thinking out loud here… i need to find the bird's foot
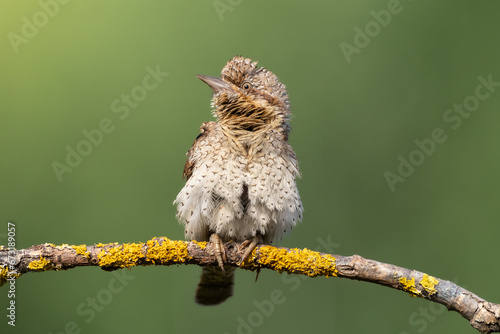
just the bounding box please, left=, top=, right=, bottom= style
left=209, top=233, right=227, bottom=275
left=238, top=234, right=263, bottom=265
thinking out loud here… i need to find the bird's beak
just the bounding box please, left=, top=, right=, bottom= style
left=197, top=75, right=232, bottom=93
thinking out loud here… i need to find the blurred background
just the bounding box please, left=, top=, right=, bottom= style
left=1, top=1, right=500, bottom=333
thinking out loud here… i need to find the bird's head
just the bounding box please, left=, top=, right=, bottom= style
left=197, top=56, right=290, bottom=137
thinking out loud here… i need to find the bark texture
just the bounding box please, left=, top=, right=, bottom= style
left=0, top=237, right=498, bottom=333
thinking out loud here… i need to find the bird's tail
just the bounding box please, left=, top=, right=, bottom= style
left=195, top=266, right=236, bottom=305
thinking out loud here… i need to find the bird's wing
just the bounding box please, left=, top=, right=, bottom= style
left=183, top=121, right=216, bottom=180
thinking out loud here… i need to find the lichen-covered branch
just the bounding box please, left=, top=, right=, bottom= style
left=0, top=237, right=498, bottom=333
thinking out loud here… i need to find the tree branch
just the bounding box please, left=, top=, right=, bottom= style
left=0, top=237, right=498, bottom=333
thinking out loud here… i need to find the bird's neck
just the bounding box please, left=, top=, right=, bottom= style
left=217, top=106, right=285, bottom=139
left=213, top=94, right=290, bottom=152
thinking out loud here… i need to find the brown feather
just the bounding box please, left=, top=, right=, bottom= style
left=183, top=122, right=216, bottom=180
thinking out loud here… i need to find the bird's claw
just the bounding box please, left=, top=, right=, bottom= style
left=238, top=234, right=263, bottom=265
left=209, top=233, right=226, bottom=275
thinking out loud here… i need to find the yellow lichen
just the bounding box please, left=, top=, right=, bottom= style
left=0, top=266, right=8, bottom=286
left=256, top=246, right=337, bottom=277
left=28, top=256, right=54, bottom=271
left=71, top=245, right=91, bottom=259
left=420, top=274, right=439, bottom=296
left=399, top=276, right=421, bottom=297
left=0, top=268, right=20, bottom=287
left=55, top=243, right=71, bottom=250
left=98, top=243, right=144, bottom=268
left=192, top=240, right=207, bottom=250
left=8, top=272, right=20, bottom=279
left=146, top=238, right=190, bottom=264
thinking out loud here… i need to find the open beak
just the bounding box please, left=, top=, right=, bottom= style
left=197, top=75, right=232, bottom=93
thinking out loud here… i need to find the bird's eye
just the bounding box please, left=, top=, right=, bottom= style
left=241, top=81, right=252, bottom=91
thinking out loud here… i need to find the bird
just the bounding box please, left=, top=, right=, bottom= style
left=174, top=56, right=303, bottom=305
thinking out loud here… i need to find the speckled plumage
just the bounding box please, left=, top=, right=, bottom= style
left=174, top=56, right=303, bottom=305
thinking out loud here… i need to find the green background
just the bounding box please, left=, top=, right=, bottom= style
left=1, top=1, right=500, bottom=333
